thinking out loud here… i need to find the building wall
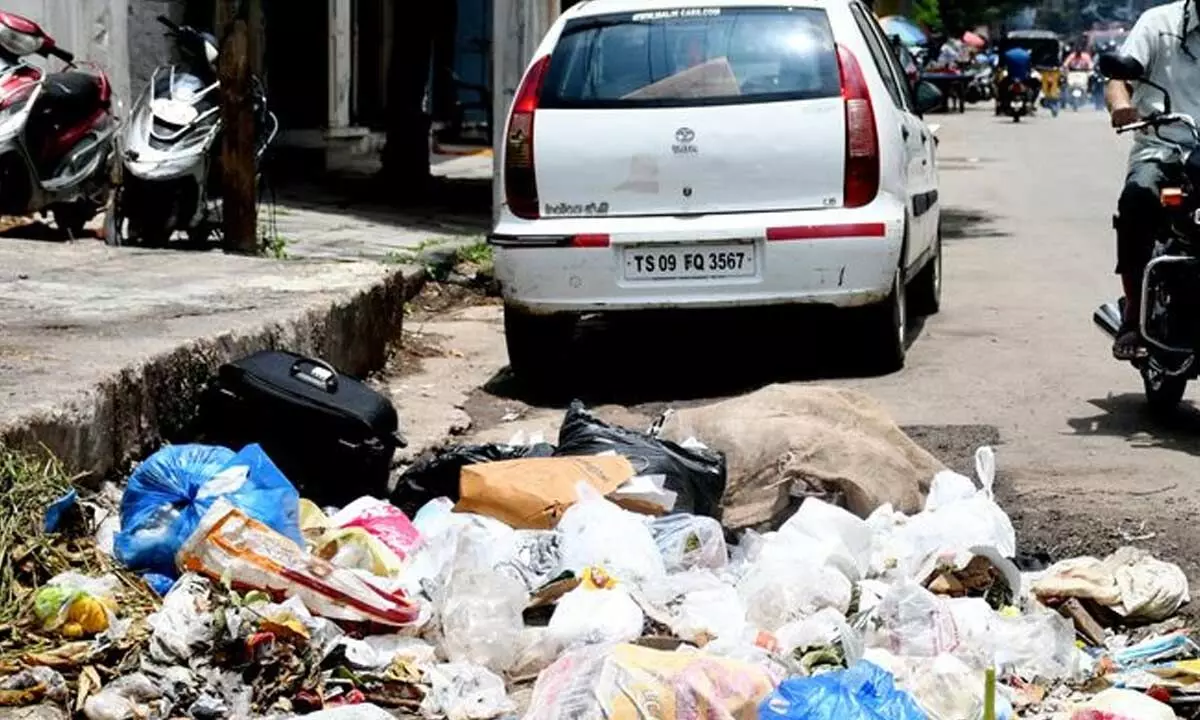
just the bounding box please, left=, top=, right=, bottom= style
left=3, top=0, right=132, bottom=105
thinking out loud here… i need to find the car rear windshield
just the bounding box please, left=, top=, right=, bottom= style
left=540, top=6, right=841, bottom=109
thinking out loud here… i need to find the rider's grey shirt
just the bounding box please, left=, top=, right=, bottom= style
left=1122, top=0, right=1200, bottom=170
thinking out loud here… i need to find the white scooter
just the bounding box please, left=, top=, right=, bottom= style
left=1066, top=70, right=1089, bottom=111
left=105, top=15, right=277, bottom=247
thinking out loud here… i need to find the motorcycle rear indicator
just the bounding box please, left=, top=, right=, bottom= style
left=1161, top=188, right=1185, bottom=208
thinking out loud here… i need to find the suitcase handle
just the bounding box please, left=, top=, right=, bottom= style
left=290, top=356, right=340, bottom=393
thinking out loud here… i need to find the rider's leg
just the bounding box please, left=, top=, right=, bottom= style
left=1115, top=160, right=1167, bottom=360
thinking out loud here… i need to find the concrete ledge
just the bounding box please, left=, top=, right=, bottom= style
left=0, top=239, right=434, bottom=480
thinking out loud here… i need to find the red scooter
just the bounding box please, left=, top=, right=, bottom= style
left=0, top=11, right=118, bottom=237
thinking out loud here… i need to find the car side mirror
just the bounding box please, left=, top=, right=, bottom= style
left=1098, top=53, right=1144, bottom=81
left=915, top=80, right=943, bottom=115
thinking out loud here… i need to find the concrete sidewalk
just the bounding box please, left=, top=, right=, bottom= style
left=0, top=160, right=491, bottom=479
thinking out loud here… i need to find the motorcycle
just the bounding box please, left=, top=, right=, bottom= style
left=1093, top=53, right=1200, bottom=412
left=1000, top=75, right=1035, bottom=121
left=964, top=66, right=994, bottom=104
left=0, top=11, right=117, bottom=237
left=1066, top=69, right=1090, bottom=111
left=106, top=15, right=278, bottom=247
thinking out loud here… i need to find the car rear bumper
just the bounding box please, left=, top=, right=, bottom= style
left=491, top=203, right=906, bottom=315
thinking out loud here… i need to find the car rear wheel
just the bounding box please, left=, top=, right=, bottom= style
left=909, top=228, right=942, bottom=316
left=503, top=304, right=576, bottom=386
left=860, top=268, right=907, bottom=374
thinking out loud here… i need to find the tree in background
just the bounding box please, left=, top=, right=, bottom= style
left=913, top=0, right=943, bottom=33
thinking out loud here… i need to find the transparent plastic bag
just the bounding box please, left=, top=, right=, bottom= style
left=648, top=513, right=729, bottom=572
left=33, top=572, right=122, bottom=639
left=737, top=545, right=853, bottom=632
left=419, top=662, right=516, bottom=720
left=994, top=609, right=1081, bottom=681
left=868, top=582, right=961, bottom=658
left=438, top=530, right=528, bottom=673
left=558, top=482, right=666, bottom=588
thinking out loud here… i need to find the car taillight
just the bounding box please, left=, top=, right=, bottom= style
left=837, top=45, right=879, bottom=209
left=504, top=55, right=551, bottom=220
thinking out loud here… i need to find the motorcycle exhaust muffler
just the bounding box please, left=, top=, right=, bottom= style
left=1093, top=302, right=1122, bottom=339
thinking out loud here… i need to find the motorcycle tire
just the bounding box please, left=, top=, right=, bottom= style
left=102, top=192, right=125, bottom=247
left=1142, top=363, right=1188, bottom=415
left=54, top=200, right=98, bottom=241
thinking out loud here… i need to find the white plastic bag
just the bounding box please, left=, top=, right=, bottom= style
left=776, top=498, right=873, bottom=581
left=548, top=584, right=644, bottom=649
left=558, top=483, right=666, bottom=587
left=882, top=447, right=1016, bottom=578
left=643, top=570, right=748, bottom=643
left=774, top=606, right=864, bottom=669
left=1072, top=688, right=1174, bottom=720
left=648, top=513, right=729, bottom=572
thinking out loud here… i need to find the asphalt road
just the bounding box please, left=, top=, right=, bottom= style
left=392, top=104, right=1200, bottom=583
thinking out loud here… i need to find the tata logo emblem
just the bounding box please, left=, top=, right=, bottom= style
left=683, top=186, right=693, bottom=198
left=672, top=127, right=698, bottom=155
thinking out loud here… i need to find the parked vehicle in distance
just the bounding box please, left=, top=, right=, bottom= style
left=0, top=11, right=118, bottom=237
left=106, top=15, right=278, bottom=247
left=490, top=0, right=944, bottom=379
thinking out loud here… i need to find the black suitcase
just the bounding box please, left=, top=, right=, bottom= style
left=200, top=350, right=405, bottom=506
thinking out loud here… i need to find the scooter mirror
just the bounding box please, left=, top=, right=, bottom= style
left=1098, top=53, right=1145, bottom=81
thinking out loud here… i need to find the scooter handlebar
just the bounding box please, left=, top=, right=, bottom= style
left=156, top=15, right=181, bottom=33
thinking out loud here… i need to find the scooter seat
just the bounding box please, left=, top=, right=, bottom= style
left=38, top=71, right=105, bottom=125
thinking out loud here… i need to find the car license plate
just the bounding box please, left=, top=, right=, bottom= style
left=623, top=243, right=755, bottom=281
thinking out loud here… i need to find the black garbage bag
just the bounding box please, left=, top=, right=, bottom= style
left=554, top=401, right=726, bottom=519
left=391, top=441, right=556, bottom=515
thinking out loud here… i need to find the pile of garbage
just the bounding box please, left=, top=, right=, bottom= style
left=1, top=384, right=1197, bottom=720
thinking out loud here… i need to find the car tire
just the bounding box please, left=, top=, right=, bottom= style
left=861, top=268, right=907, bottom=374
left=503, top=303, right=575, bottom=386
left=909, top=227, right=942, bottom=316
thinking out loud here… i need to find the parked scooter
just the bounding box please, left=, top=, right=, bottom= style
left=106, top=15, right=278, bottom=247
left=0, top=11, right=118, bottom=237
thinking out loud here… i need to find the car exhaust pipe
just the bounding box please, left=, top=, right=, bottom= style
left=1094, top=302, right=1122, bottom=339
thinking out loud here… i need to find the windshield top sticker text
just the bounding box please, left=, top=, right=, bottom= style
left=631, top=8, right=721, bottom=21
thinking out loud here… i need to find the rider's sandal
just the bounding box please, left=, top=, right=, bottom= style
left=1113, top=328, right=1149, bottom=361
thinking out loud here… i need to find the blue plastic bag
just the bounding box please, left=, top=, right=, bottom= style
left=759, top=661, right=927, bottom=720
left=115, top=444, right=302, bottom=577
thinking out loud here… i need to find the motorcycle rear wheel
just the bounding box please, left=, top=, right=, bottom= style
left=1141, top=363, right=1188, bottom=415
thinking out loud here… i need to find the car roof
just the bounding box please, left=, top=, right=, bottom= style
left=567, top=0, right=828, bottom=17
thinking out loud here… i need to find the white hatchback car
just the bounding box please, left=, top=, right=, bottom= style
left=491, top=0, right=943, bottom=377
